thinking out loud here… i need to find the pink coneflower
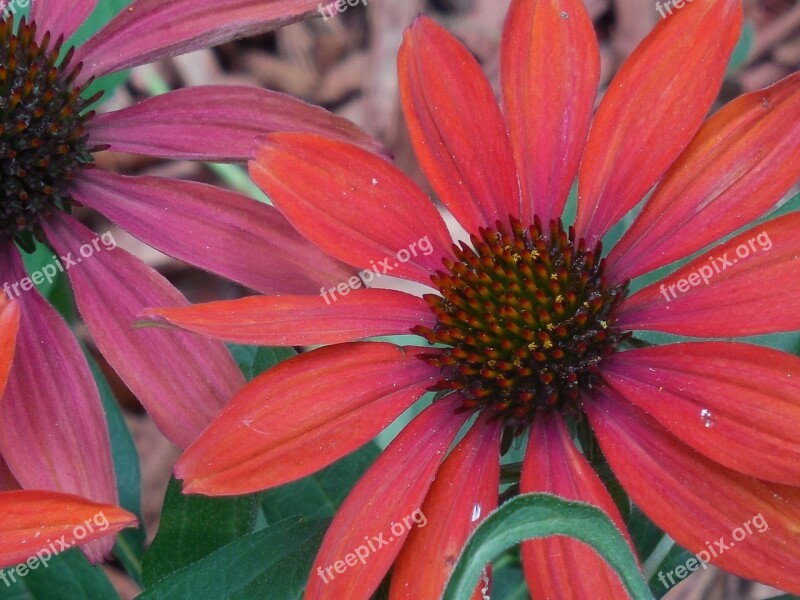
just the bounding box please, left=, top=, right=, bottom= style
left=0, top=295, right=135, bottom=563
left=148, top=0, right=800, bottom=597
left=0, top=0, right=374, bottom=561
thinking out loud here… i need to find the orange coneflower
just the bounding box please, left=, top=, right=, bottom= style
left=149, top=0, right=800, bottom=597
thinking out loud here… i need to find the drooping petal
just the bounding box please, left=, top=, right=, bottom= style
left=0, top=295, right=20, bottom=395
left=73, top=0, right=331, bottom=85
left=616, top=212, right=800, bottom=337
left=500, top=0, right=599, bottom=225
left=250, top=133, right=454, bottom=287
left=587, top=388, right=800, bottom=595
left=603, top=342, right=800, bottom=486
left=398, top=16, right=521, bottom=232
left=0, top=490, right=136, bottom=568
left=305, top=396, right=469, bottom=600
left=143, top=289, right=434, bottom=346
left=43, top=213, right=244, bottom=449
left=521, top=413, right=633, bottom=600
left=390, top=414, right=501, bottom=600
left=69, top=168, right=354, bottom=295
left=177, top=342, right=440, bottom=496
left=0, top=243, right=117, bottom=563
left=31, top=0, right=97, bottom=43
left=86, top=85, right=386, bottom=161
left=575, top=0, right=743, bottom=245
left=608, top=72, right=800, bottom=281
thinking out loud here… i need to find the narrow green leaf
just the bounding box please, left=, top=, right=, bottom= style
left=727, top=22, right=755, bottom=73
left=69, top=0, right=133, bottom=101
left=86, top=353, right=146, bottom=585
left=141, top=479, right=261, bottom=587
left=138, top=518, right=329, bottom=600
left=228, top=344, right=296, bottom=381
left=262, top=443, right=380, bottom=522
left=0, top=549, right=119, bottom=600
left=443, top=493, right=654, bottom=600
left=19, top=241, right=75, bottom=320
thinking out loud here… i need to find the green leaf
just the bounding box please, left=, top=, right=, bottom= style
left=648, top=545, right=695, bottom=598
left=19, top=241, right=75, bottom=320
left=85, top=353, right=146, bottom=585
left=442, top=493, right=654, bottom=600
left=138, top=518, right=329, bottom=600
left=68, top=0, right=133, bottom=101
left=141, top=479, right=261, bottom=588
left=727, top=22, right=755, bottom=73
left=0, top=549, right=119, bottom=600
left=228, top=344, right=296, bottom=381
left=262, top=443, right=380, bottom=522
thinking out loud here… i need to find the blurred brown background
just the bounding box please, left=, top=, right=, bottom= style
left=85, top=1, right=799, bottom=597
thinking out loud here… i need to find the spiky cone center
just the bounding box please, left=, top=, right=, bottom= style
left=0, top=16, right=96, bottom=250
left=413, top=217, right=629, bottom=427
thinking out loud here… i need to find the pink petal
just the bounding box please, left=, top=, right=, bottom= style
left=616, top=212, right=800, bottom=337
left=390, top=413, right=501, bottom=600
left=521, top=413, right=633, bottom=600
left=177, top=342, right=440, bottom=495
left=398, top=16, right=521, bottom=232
left=31, top=0, right=96, bottom=42
left=87, top=85, right=386, bottom=161
left=587, top=388, right=800, bottom=594
left=69, top=169, right=354, bottom=295
left=42, top=213, right=245, bottom=449
left=143, top=288, right=434, bottom=346
left=304, top=396, right=469, bottom=600
left=249, top=133, right=454, bottom=287
left=73, top=0, right=330, bottom=85
left=575, top=0, right=743, bottom=245
left=500, top=0, right=599, bottom=225
left=0, top=243, right=117, bottom=562
left=604, top=342, right=800, bottom=486
left=608, top=72, right=800, bottom=281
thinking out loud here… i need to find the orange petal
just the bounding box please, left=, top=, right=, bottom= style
left=587, top=388, right=800, bottom=595
left=390, top=414, right=501, bottom=599
left=399, top=16, right=521, bottom=232
left=304, top=396, right=470, bottom=600
left=177, top=342, right=438, bottom=495
left=0, top=295, right=20, bottom=397
left=501, top=0, right=599, bottom=225
left=617, top=212, right=800, bottom=337
left=521, top=413, right=634, bottom=599
left=604, top=342, right=800, bottom=486
left=143, top=289, right=433, bottom=346
left=0, top=490, right=136, bottom=568
left=575, top=0, right=743, bottom=245
left=249, top=133, right=453, bottom=287
left=608, top=72, right=800, bottom=281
